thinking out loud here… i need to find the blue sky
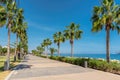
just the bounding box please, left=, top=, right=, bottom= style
left=0, top=0, right=120, bottom=54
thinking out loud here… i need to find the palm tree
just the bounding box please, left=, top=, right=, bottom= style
left=91, top=0, right=120, bottom=63
left=22, top=39, right=28, bottom=55
left=64, top=23, right=83, bottom=57
left=53, top=32, right=65, bottom=56
left=41, top=43, right=45, bottom=49
left=0, top=45, right=2, bottom=56
left=21, top=36, right=28, bottom=57
left=36, top=46, right=45, bottom=55
left=32, top=50, right=39, bottom=56
left=19, top=22, right=28, bottom=58
left=12, top=21, right=28, bottom=60
left=17, top=42, right=22, bottom=59
left=2, top=0, right=17, bottom=70
left=42, top=38, right=52, bottom=58
left=11, top=8, right=24, bottom=61
left=49, top=48, right=57, bottom=57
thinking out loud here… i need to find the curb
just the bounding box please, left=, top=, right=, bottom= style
left=5, top=55, right=28, bottom=80
left=4, top=70, right=16, bottom=80
left=4, top=60, right=23, bottom=80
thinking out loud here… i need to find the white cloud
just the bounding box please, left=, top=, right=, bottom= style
left=28, top=21, right=56, bottom=32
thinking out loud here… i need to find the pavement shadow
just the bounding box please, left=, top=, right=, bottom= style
left=13, top=64, right=32, bottom=70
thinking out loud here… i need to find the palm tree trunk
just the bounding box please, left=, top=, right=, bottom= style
left=106, top=26, right=110, bottom=63
left=51, top=52, right=53, bottom=57
left=58, top=43, right=60, bottom=56
left=14, top=34, right=18, bottom=62
left=70, top=40, right=74, bottom=57
left=46, top=46, right=48, bottom=58
left=20, top=48, right=23, bottom=59
left=5, top=24, right=11, bottom=70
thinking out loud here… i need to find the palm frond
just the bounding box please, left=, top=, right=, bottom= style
left=64, top=22, right=83, bottom=40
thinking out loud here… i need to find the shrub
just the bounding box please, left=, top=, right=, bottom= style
left=40, top=55, right=47, bottom=58
left=111, top=62, right=120, bottom=72
left=40, top=55, right=120, bottom=75
left=58, top=57, right=65, bottom=61
left=50, top=56, right=59, bottom=60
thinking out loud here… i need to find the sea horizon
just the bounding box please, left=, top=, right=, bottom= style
left=52, top=53, right=120, bottom=60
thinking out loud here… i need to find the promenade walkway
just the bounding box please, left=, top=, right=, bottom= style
left=7, top=54, right=120, bottom=80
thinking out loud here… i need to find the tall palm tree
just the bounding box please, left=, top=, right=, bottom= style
left=42, top=38, right=52, bottom=58
left=11, top=8, right=24, bottom=61
left=64, top=23, right=83, bottom=57
left=0, top=45, right=2, bottom=56
left=17, top=41, right=22, bottom=59
left=3, top=0, right=17, bottom=70
left=49, top=48, right=57, bottom=57
left=17, top=32, right=28, bottom=59
left=53, top=32, right=65, bottom=56
left=91, top=0, right=120, bottom=63
left=41, top=43, right=45, bottom=49
left=37, top=46, right=45, bottom=55
left=32, top=50, right=39, bottom=56
left=20, top=35, right=28, bottom=57
left=22, top=38, right=28, bottom=55
left=19, top=22, right=28, bottom=58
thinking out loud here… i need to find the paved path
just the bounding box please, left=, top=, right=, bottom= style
left=8, top=54, right=120, bottom=80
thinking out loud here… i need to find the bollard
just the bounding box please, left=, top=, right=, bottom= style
left=4, top=61, right=7, bottom=70
left=84, top=61, right=88, bottom=68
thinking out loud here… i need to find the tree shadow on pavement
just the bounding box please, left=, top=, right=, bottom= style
left=12, top=64, right=32, bottom=70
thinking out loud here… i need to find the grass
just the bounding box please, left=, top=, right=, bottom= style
left=0, top=56, right=21, bottom=80
left=0, top=71, right=10, bottom=80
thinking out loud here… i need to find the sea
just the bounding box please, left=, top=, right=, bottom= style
left=53, top=53, right=120, bottom=60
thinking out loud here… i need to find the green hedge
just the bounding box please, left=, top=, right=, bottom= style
left=48, top=56, right=120, bottom=74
